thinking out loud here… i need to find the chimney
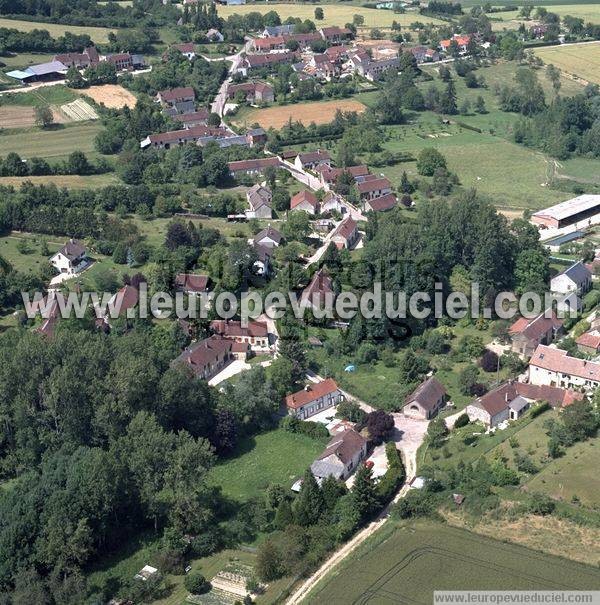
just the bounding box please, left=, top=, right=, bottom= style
left=304, top=385, right=311, bottom=392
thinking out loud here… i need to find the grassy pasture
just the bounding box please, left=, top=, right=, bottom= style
left=0, top=174, right=119, bottom=189
left=0, top=233, right=61, bottom=273
left=233, top=98, right=367, bottom=130
left=0, top=17, right=115, bottom=43
left=0, top=84, right=80, bottom=106
left=526, top=438, right=600, bottom=506
left=216, top=3, right=444, bottom=28
left=207, top=428, right=327, bottom=501
left=534, top=41, right=600, bottom=85
left=307, top=521, right=600, bottom=603
left=0, top=121, right=103, bottom=159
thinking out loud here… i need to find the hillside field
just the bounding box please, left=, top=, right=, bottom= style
left=0, top=122, right=103, bottom=159
left=0, top=17, right=115, bottom=43
left=216, top=3, right=444, bottom=28
left=233, top=98, right=367, bottom=129
left=535, top=42, right=600, bottom=85
left=307, top=521, right=600, bottom=604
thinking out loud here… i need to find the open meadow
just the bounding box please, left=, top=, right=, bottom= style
left=216, top=3, right=444, bottom=29
left=0, top=122, right=103, bottom=159
left=307, top=521, right=600, bottom=604
left=0, top=233, right=61, bottom=273
left=0, top=173, right=119, bottom=189
left=0, top=17, right=115, bottom=43
left=534, top=41, right=600, bottom=85
left=233, top=98, right=367, bottom=129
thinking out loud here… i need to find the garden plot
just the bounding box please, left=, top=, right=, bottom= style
left=60, top=99, right=98, bottom=121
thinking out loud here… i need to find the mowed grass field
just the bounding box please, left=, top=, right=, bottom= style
left=307, top=521, right=600, bottom=604
left=0, top=17, right=115, bottom=43
left=0, top=122, right=103, bottom=159
left=216, top=3, right=444, bottom=28
left=535, top=41, right=600, bottom=85
left=208, top=428, right=327, bottom=501
left=233, top=98, right=367, bottom=129
left=0, top=233, right=61, bottom=273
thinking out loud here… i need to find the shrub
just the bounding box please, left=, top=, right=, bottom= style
left=525, top=493, right=556, bottom=516
left=281, top=416, right=329, bottom=439
left=376, top=442, right=406, bottom=502
left=454, top=413, right=470, bottom=429
left=479, top=350, right=499, bottom=372
left=530, top=401, right=551, bottom=418
left=184, top=572, right=211, bottom=595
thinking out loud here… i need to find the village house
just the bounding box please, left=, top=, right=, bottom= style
left=295, top=150, right=331, bottom=171
left=210, top=319, right=270, bottom=349
left=173, top=109, right=210, bottom=128
left=262, top=24, right=295, bottom=37
left=307, top=53, right=338, bottom=79
left=206, top=28, right=224, bottom=42
left=228, top=157, right=281, bottom=176
left=576, top=330, right=600, bottom=355
left=284, top=32, right=322, bottom=48
left=252, top=36, right=286, bottom=52
left=467, top=380, right=583, bottom=428
left=364, top=192, right=398, bottom=213
left=253, top=241, right=273, bottom=277
left=54, top=46, right=100, bottom=68
left=253, top=225, right=283, bottom=248
left=285, top=378, right=344, bottom=420
left=403, top=377, right=447, bottom=420
left=407, top=45, right=440, bottom=63
left=331, top=216, right=359, bottom=250
left=164, top=42, right=197, bottom=61
left=439, top=34, right=472, bottom=54
left=290, top=189, right=319, bottom=214
left=156, top=86, right=196, bottom=114
left=311, top=428, right=367, bottom=481
left=508, top=311, right=564, bottom=358
left=301, top=268, right=335, bottom=310
left=140, top=125, right=229, bottom=149
left=357, top=176, right=393, bottom=201
left=227, top=81, right=275, bottom=104
left=174, top=273, right=210, bottom=295
left=50, top=239, right=88, bottom=276
left=319, top=26, right=353, bottom=44
left=106, top=53, right=144, bottom=71
left=320, top=191, right=347, bottom=214
left=529, top=344, right=600, bottom=391
left=32, top=292, right=66, bottom=338
left=317, top=164, right=370, bottom=188
left=550, top=261, right=592, bottom=313
left=105, top=284, right=139, bottom=319
left=246, top=183, right=273, bottom=219
left=173, top=334, right=234, bottom=380
left=241, top=51, right=296, bottom=74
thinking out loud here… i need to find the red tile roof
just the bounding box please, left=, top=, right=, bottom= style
left=175, top=273, right=210, bottom=293
left=333, top=216, right=357, bottom=242
left=210, top=319, right=268, bottom=339
left=285, top=378, right=340, bottom=409
left=357, top=177, right=392, bottom=194
left=509, top=312, right=563, bottom=341
left=290, top=189, right=318, bottom=210
left=576, top=331, right=600, bottom=351
left=178, top=335, right=232, bottom=374
left=530, top=344, right=600, bottom=382
left=366, top=192, right=398, bottom=212
left=158, top=86, right=195, bottom=102
left=228, top=157, right=281, bottom=172
left=298, top=149, right=330, bottom=165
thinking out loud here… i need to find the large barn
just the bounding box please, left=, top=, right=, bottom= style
left=531, top=195, right=600, bottom=229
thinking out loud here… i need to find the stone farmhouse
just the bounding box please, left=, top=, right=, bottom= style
left=210, top=319, right=270, bottom=350
left=403, top=377, right=447, bottom=420
left=311, top=428, right=367, bottom=481
left=508, top=311, right=563, bottom=358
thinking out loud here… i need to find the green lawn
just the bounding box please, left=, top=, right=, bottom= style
left=208, top=428, right=327, bottom=501
left=307, top=520, right=600, bottom=603
left=0, top=122, right=103, bottom=159
left=0, top=52, right=55, bottom=70
left=0, top=233, right=61, bottom=273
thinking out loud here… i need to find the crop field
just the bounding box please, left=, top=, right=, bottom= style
left=0, top=105, right=68, bottom=128
left=216, top=3, right=444, bottom=28
left=80, top=84, right=138, bottom=109
left=307, top=521, right=600, bottom=604
left=0, top=122, right=103, bottom=159
left=0, top=17, right=115, bottom=43
left=0, top=84, right=80, bottom=107
left=534, top=42, right=600, bottom=85
left=234, top=98, right=367, bottom=129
